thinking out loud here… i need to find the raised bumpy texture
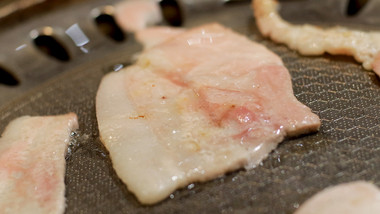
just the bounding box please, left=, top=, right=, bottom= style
left=0, top=3, right=378, bottom=214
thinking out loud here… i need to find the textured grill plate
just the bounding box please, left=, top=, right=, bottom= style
left=0, top=1, right=379, bottom=214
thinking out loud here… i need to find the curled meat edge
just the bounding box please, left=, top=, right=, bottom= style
left=252, top=0, right=380, bottom=77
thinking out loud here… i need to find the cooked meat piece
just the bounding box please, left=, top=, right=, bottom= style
left=252, top=0, right=380, bottom=76
left=96, top=23, right=320, bottom=204
left=0, top=113, right=78, bottom=214
left=135, top=26, right=185, bottom=49
left=295, top=181, right=380, bottom=214
left=115, top=0, right=162, bottom=32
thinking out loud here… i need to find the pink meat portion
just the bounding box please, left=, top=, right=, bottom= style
left=295, top=181, right=380, bottom=214
left=114, top=0, right=162, bottom=32
left=0, top=113, right=78, bottom=214
left=96, top=23, right=320, bottom=204
left=138, top=23, right=320, bottom=137
left=373, top=53, right=380, bottom=76
left=135, top=26, right=185, bottom=49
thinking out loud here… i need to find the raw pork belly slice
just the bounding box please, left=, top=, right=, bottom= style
left=115, top=0, right=162, bottom=32
left=295, top=181, right=380, bottom=214
left=96, top=23, right=320, bottom=204
left=135, top=26, right=185, bottom=49
left=253, top=0, right=380, bottom=77
left=0, top=113, right=78, bottom=214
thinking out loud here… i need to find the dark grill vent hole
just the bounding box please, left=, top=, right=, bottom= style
left=33, top=35, right=70, bottom=61
left=159, top=0, right=183, bottom=26
left=347, top=0, right=369, bottom=16
left=95, top=13, right=126, bottom=42
left=0, top=66, right=19, bottom=86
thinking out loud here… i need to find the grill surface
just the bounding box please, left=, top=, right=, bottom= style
left=0, top=1, right=379, bottom=214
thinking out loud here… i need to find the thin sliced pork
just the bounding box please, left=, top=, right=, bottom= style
left=135, top=26, right=185, bottom=49
left=253, top=0, right=380, bottom=76
left=0, top=113, right=78, bottom=214
left=96, top=23, right=320, bottom=204
left=295, top=181, right=380, bottom=214
left=115, top=0, right=162, bottom=32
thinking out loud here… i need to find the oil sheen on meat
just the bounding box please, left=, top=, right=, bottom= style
left=295, top=181, right=380, bottom=214
left=253, top=0, right=380, bottom=76
left=0, top=113, right=78, bottom=214
left=96, top=23, right=320, bottom=204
